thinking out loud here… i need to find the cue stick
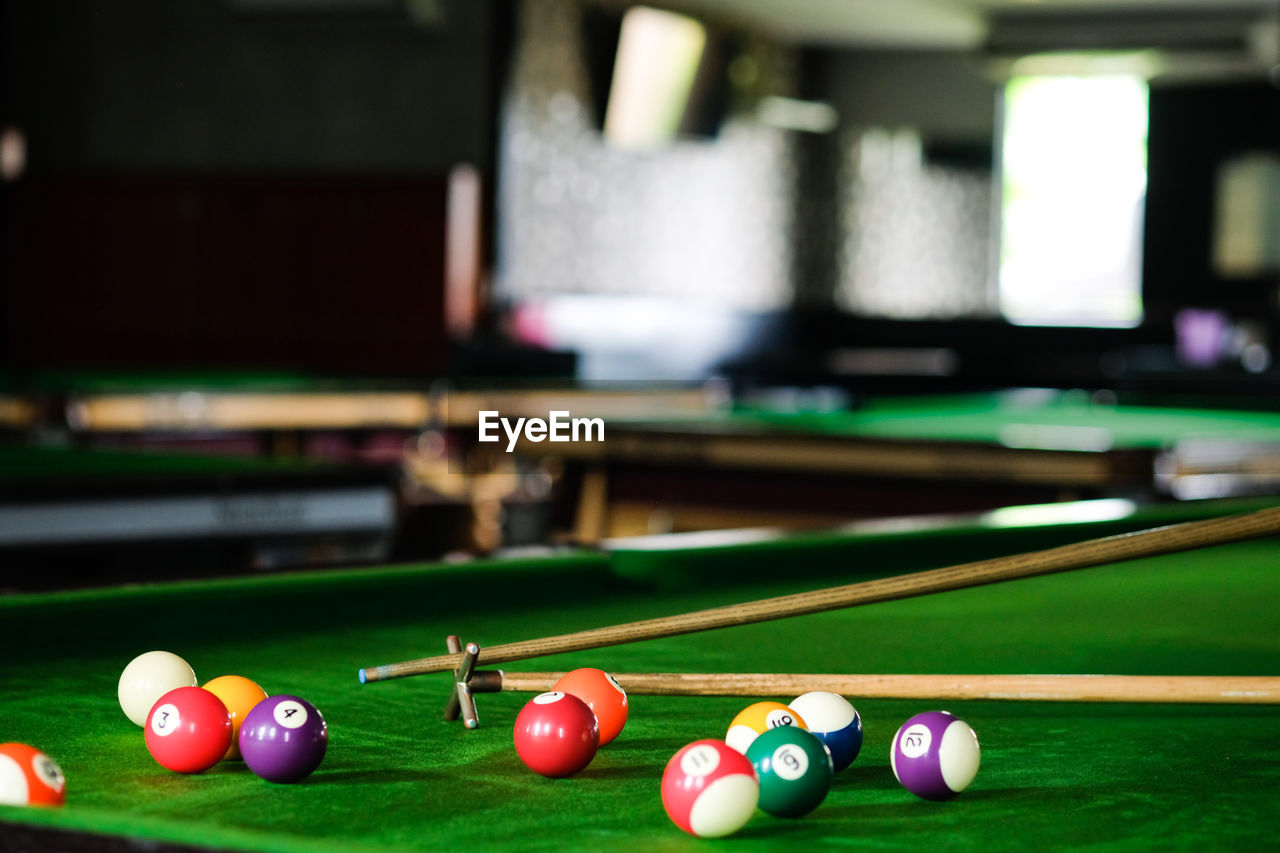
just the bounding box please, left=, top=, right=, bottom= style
left=358, top=504, right=1280, bottom=683
left=474, top=672, right=1280, bottom=705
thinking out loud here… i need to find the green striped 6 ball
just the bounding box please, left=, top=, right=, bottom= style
left=744, top=725, right=833, bottom=818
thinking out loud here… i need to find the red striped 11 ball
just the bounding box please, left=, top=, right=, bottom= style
left=239, top=695, right=329, bottom=783
left=661, top=739, right=758, bottom=838
left=144, top=686, right=233, bottom=774
left=0, top=743, right=66, bottom=806
left=891, top=711, right=980, bottom=800
left=745, top=726, right=833, bottom=818
left=512, top=691, right=599, bottom=777
left=788, top=691, right=863, bottom=772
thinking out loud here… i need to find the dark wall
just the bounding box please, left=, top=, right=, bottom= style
left=2, top=0, right=498, bottom=175
left=1, top=0, right=505, bottom=375
left=1143, top=81, right=1280, bottom=327
left=817, top=49, right=998, bottom=147
left=5, top=175, right=451, bottom=373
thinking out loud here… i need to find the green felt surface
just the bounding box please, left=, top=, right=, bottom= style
left=2, top=500, right=1279, bottom=850
left=692, top=390, right=1280, bottom=449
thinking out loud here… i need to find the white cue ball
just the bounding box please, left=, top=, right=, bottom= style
left=117, top=651, right=197, bottom=726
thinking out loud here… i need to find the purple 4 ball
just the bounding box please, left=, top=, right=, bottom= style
left=239, top=695, right=328, bottom=783
left=890, top=711, right=980, bottom=800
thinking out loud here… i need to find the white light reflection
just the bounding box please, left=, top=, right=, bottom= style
left=604, top=7, right=706, bottom=150
left=983, top=498, right=1137, bottom=529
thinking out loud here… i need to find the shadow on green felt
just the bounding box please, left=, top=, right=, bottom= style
left=831, top=764, right=901, bottom=792
left=298, top=768, right=444, bottom=786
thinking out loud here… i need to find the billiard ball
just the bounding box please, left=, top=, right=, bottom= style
left=118, top=651, right=198, bottom=727
left=239, top=695, right=329, bottom=783
left=512, top=691, right=599, bottom=778
left=745, top=725, right=833, bottom=818
left=788, top=691, right=863, bottom=772
left=661, top=739, right=758, bottom=838
left=552, top=668, right=628, bottom=745
left=144, top=686, right=233, bottom=774
left=0, top=743, right=66, bottom=807
left=202, top=675, right=268, bottom=760
left=891, top=711, right=980, bottom=800
left=725, top=700, right=807, bottom=754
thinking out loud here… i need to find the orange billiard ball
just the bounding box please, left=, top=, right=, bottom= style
left=553, top=668, right=628, bottom=745
left=0, top=743, right=66, bottom=806
left=202, top=675, right=268, bottom=760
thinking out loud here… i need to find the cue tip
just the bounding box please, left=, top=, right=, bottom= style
left=358, top=668, right=370, bottom=684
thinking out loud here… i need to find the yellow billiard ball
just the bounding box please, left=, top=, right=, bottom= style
left=202, top=675, right=269, bottom=760
left=725, top=700, right=807, bottom=754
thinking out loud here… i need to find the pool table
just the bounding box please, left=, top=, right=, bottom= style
left=0, top=372, right=722, bottom=568
left=529, top=389, right=1280, bottom=537
left=1, top=496, right=1278, bottom=851
left=8, top=369, right=708, bottom=438
left=0, top=444, right=398, bottom=590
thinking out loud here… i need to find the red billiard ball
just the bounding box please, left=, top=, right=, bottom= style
left=552, top=668, right=628, bottom=745
left=661, top=739, right=758, bottom=838
left=512, top=691, right=599, bottom=777
left=0, top=743, right=66, bottom=807
left=144, top=686, right=232, bottom=774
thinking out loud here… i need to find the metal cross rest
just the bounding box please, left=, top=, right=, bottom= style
left=442, top=635, right=509, bottom=728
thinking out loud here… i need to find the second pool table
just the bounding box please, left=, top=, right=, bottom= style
left=527, top=389, right=1280, bottom=537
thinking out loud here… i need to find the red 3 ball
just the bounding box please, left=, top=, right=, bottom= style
left=144, top=686, right=232, bottom=774
left=512, top=691, right=599, bottom=777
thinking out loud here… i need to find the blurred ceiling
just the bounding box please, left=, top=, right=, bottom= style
left=656, top=0, right=1279, bottom=49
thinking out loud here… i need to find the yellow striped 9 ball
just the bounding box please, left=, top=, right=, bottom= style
left=725, top=701, right=807, bottom=754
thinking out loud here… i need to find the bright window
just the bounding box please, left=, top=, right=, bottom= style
left=999, top=73, right=1148, bottom=327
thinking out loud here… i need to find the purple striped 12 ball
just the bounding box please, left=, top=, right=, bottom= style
left=239, top=696, right=328, bottom=783
left=890, top=711, right=980, bottom=800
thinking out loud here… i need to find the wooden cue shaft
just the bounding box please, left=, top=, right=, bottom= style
left=357, top=505, right=1280, bottom=683
left=490, top=672, right=1280, bottom=704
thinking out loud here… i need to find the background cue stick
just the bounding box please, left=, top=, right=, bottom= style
left=481, top=672, right=1280, bottom=704
left=358, top=505, right=1280, bottom=683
